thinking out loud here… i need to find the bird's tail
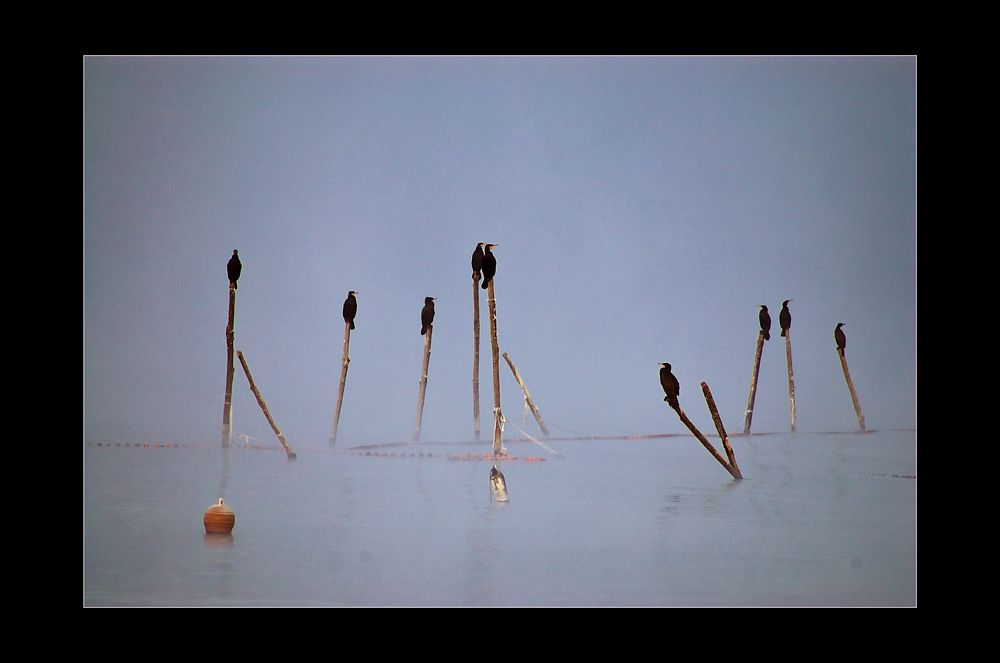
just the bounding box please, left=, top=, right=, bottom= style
left=230, top=280, right=237, bottom=291
left=781, top=329, right=787, bottom=337
left=481, top=277, right=490, bottom=289
left=421, top=325, right=427, bottom=336
left=763, top=331, right=770, bottom=341
left=350, top=320, right=356, bottom=330
left=667, top=396, right=679, bottom=411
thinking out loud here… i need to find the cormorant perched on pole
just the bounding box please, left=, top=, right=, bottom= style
left=420, top=297, right=436, bottom=335
left=759, top=305, right=771, bottom=341
left=471, top=242, right=485, bottom=279
left=835, top=323, right=847, bottom=354
left=227, top=250, right=242, bottom=290
left=343, top=291, right=358, bottom=330
left=481, top=244, right=498, bottom=289
left=659, top=362, right=680, bottom=410
left=779, top=299, right=792, bottom=337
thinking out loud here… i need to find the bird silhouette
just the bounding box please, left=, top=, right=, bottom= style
left=779, top=299, right=792, bottom=337
left=227, top=250, right=242, bottom=290
left=421, top=297, right=436, bottom=335
left=343, top=291, right=358, bottom=330
left=659, top=362, right=680, bottom=411
left=759, top=305, right=771, bottom=341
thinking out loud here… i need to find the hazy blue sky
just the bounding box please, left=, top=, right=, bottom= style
left=84, top=56, right=915, bottom=448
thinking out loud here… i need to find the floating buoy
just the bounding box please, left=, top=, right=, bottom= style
left=204, top=498, right=235, bottom=534
left=490, top=465, right=508, bottom=502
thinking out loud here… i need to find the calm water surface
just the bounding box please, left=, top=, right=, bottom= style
left=84, top=431, right=916, bottom=606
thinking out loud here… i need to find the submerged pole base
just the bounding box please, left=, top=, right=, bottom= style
left=490, top=465, right=508, bottom=502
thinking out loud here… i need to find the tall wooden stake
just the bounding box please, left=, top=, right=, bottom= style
left=502, top=351, right=549, bottom=436
left=329, top=321, right=352, bottom=447
left=784, top=329, right=797, bottom=433
left=413, top=326, right=434, bottom=442
left=668, top=400, right=741, bottom=481
left=701, top=382, right=742, bottom=479
left=221, top=285, right=236, bottom=447
left=743, top=330, right=766, bottom=434
left=488, top=280, right=502, bottom=455
left=838, top=349, right=866, bottom=432
left=236, top=350, right=296, bottom=459
left=472, top=273, right=481, bottom=440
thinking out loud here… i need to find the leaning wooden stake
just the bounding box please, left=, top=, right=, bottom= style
left=743, top=330, right=766, bottom=434
left=838, top=349, right=866, bottom=432
left=488, top=280, right=502, bottom=455
left=472, top=272, right=481, bottom=440
left=236, top=350, right=296, bottom=459
left=329, top=321, right=352, bottom=446
left=503, top=351, right=549, bottom=436
left=413, top=326, right=434, bottom=442
left=701, top=382, right=742, bottom=479
left=669, top=401, right=741, bottom=481
left=221, top=284, right=236, bottom=447
left=784, top=330, right=797, bottom=433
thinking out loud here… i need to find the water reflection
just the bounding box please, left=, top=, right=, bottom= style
left=203, top=532, right=234, bottom=549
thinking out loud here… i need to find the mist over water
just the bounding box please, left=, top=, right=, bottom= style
left=84, top=430, right=915, bottom=606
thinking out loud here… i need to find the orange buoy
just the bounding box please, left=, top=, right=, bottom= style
left=204, top=498, right=235, bottom=534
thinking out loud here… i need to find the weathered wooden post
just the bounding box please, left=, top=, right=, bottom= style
left=784, top=330, right=797, bottom=433
left=488, top=280, right=502, bottom=455
left=221, top=284, right=236, bottom=447
left=329, top=320, right=352, bottom=446
left=743, top=330, right=766, bottom=434
left=668, top=398, right=741, bottom=481
left=700, top=382, right=742, bottom=479
left=236, top=350, right=296, bottom=459
left=472, top=272, right=481, bottom=440
left=838, top=347, right=866, bottom=432
left=502, top=351, right=549, bottom=436
left=413, top=325, right=434, bottom=442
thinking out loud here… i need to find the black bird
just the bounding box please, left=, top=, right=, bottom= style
left=659, top=362, right=680, bottom=410
left=343, top=291, right=358, bottom=330
left=227, top=250, right=242, bottom=290
left=481, top=243, right=498, bottom=289
left=420, top=297, right=436, bottom=335
left=471, top=242, right=485, bottom=279
left=835, top=323, right=847, bottom=354
left=779, top=299, right=792, bottom=337
left=759, top=305, right=771, bottom=341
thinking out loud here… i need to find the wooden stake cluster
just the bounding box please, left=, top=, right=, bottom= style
left=784, top=330, right=797, bottom=433
left=667, top=385, right=742, bottom=481
left=236, top=350, right=296, bottom=459
left=743, top=330, right=765, bottom=434
left=838, top=349, right=866, bottom=432
left=472, top=273, right=481, bottom=440
left=503, top=351, right=549, bottom=436
left=221, top=285, right=236, bottom=447
left=413, top=325, right=434, bottom=442
left=329, top=321, right=352, bottom=446
left=487, top=280, right=502, bottom=455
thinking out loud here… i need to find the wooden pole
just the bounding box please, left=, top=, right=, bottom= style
left=743, top=330, right=765, bottom=435
left=488, top=280, right=502, bottom=455
left=784, top=329, right=797, bottom=433
left=221, top=284, right=236, bottom=447
left=838, top=349, right=866, bottom=432
left=329, top=321, right=352, bottom=447
left=472, top=273, right=481, bottom=440
left=236, top=350, right=296, bottom=459
left=502, top=351, right=549, bottom=436
left=413, top=325, right=434, bottom=442
left=700, top=382, right=742, bottom=479
left=669, top=401, right=741, bottom=481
